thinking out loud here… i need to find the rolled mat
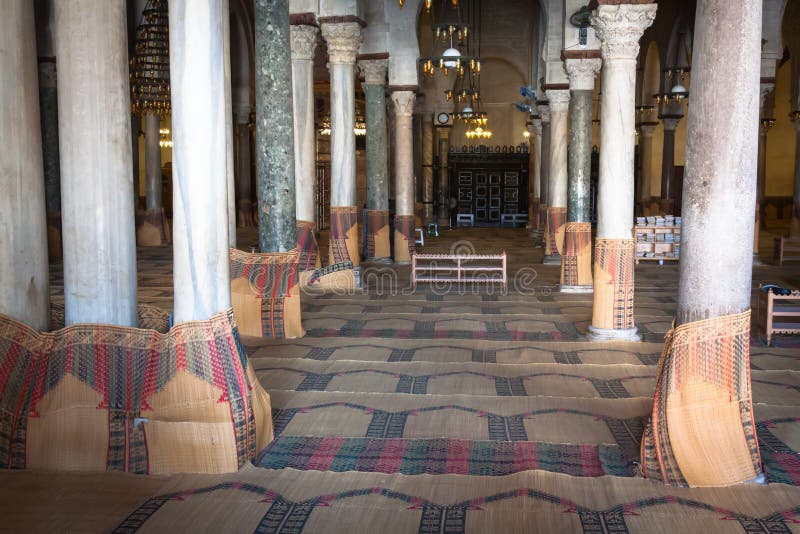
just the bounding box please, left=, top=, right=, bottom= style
left=230, top=248, right=304, bottom=339
left=642, top=310, right=762, bottom=487
left=394, top=214, right=416, bottom=264
left=0, top=309, right=272, bottom=474
left=50, top=302, right=171, bottom=333
left=329, top=206, right=360, bottom=267
left=365, top=209, right=391, bottom=261
left=545, top=207, right=567, bottom=256
left=561, top=222, right=593, bottom=287
left=591, top=238, right=635, bottom=331
left=296, top=220, right=321, bottom=273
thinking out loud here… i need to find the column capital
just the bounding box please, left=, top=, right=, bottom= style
left=759, top=82, right=775, bottom=110
left=591, top=4, right=657, bottom=62
left=661, top=115, right=682, bottom=131
left=638, top=122, right=657, bottom=137
left=391, top=90, right=416, bottom=117
left=529, top=118, right=542, bottom=136
left=320, top=22, right=363, bottom=65
left=290, top=24, right=319, bottom=61
left=565, top=58, right=602, bottom=91
left=537, top=103, right=551, bottom=123
left=359, top=59, right=388, bottom=85
left=545, top=89, right=570, bottom=112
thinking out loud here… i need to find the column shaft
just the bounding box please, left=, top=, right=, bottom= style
left=361, top=59, right=391, bottom=261
left=589, top=3, right=656, bottom=341
left=561, top=58, right=600, bottom=292
left=235, top=115, right=254, bottom=226
left=437, top=127, right=451, bottom=224
left=659, top=119, right=679, bottom=212
left=792, top=120, right=800, bottom=237
left=538, top=112, right=551, bottom=240
left=223, top=0, right=236, bottom=248
left=637, top=125, right=656, bottom=204
left=644, top=0, right=763, bottom=488
left=255, top=0, right=296, bottom=252
left=144, top=113, right=163, bottom=211
left=38, top=58, right=63, bottom=260
left=392, top=91, right=416, bottom=264
left=544, top=91, right=569, bottom=264
left=422, top=115, right=435, bottom=224
left=0, top=0, right=50, bottom=330
left=56, top=0, right=137, bottom=326
left=169, top=0, right=231, bottom=322
left=291, top=24, right=318, bottom=224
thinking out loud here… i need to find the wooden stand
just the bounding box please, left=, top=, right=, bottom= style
left=635, top=223, right=681, bottom=264
left=412, top=252, right=507, bottom=288
left=757, top=288, right=800, bottom=346
left=774, top=237, right=800, bottom=265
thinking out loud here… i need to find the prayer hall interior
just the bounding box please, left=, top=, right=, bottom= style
left=2, top=0, right=800, bottom=531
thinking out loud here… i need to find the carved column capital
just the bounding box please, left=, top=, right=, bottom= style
left=565, top=58, right=602, bottom=91
left=537, top=104, right=550, bottom=123
left=545, top=89, right=570, bottom=112
left=638, top=123, right=657, bottom=137
left=529, top=118, right=542, bottom=136
left=661, top=116, right=682, bottom=131
left=320, top=22, right=363, bottom=65
left=359, top=59, right=388, bottom=85
left=391, top=90, right=416, bottom=117
left=591, top=4, right=657, bottom=62
left=290, top=25, right=319, bottom=61
left=759, top=83, right=775, bottom=110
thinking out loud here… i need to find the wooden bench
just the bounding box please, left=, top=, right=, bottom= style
left=500, top=213, right=528, bottom=227
left=412, top=252, right=507, bottom=288
left=757, top=287, right=800, bottom=346
left=775, top=237, right=800, bottom=265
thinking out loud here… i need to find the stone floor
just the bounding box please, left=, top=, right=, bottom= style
left=3, top=224, right=799, bottom=533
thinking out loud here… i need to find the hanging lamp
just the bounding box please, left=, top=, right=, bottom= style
left=130, top=0, right=171, bottom=117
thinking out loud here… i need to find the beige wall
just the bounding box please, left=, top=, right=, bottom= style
left=766, top=58, right=796, bottom=196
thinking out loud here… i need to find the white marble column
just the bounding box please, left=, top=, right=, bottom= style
left=754, top=91, right=773, bottom=260
left=223, top=0, right=236, bottom=248
left=169, top=0, right=231, bottom=322
left=56, top=0, right=138, bottom=327
left=392, top=90, right=416, bottom=264
left=321, top=22, right=363, bottom=209
left=528, top=120, right=542, bottom=237
left=589, top=3, right=657, bottom=342
left=437, top=126, right=451, bottom=225
left=537, top=103, right=551, bottom=244
left=544, top=89, right=570, bottom=264
left=637, top=122, right=657, bottom=204
left=291, top=24, right=319, bottom=225
left=0, top=0, right=50, bottom=330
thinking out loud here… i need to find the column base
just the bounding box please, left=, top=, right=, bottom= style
left=365, top=256, right=393, bottom=264
left=543, top=254, right=562, bottom=265
left=394, top=214, right=415, bottom=264
left=136, top=208, right=170, bottom=246
left=587, top=325, right=640, bottom=342
left=560, top=284, right=593, bottom=294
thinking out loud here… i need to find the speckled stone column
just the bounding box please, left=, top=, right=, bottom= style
left=637, top=122, right=657, bottom=205
left=392, top=90, right=416, bottom=264
left=38, top=57, right=63, bottom=260
left=255, top=0, right=296, bottom=252
left=792, top=118, right=800, bottom=237
left=589, top=3, right=656, bottom=342
left=56, top=0, right=138, bottom=326
left=0, top=0, right=50, bottom=330
left=643, top=0, right=763, bottom=488
left=544, top=89, right=569, bottom=265
left=234, top=107, right=254, bottom=227
left=437, top=126, right=451, bottom=225
left=360, top=59, right=391, bottom=261
left=169, top=0, right=231, bottom=322
left=321, top=21, right=363, bottom=266
left=561, top=58, right=601, bottom=293
left=291, top=24, right=318, bottom=225
left=537, top=104, right=551, bottom=246
left=421, top=113, right=435, bottom=224
left=659, top=115, right=681, bottom=214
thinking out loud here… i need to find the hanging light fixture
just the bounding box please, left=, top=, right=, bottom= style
left=400, top=0, right=457, bottom=9
left=418, top=0, right=480, bottom=84
left=130, top=0, right=170, bottom=117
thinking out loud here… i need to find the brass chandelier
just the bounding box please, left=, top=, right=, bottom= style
left=130, top=0, right=170, bottom=116
left=399, top=0, right=458, bottom=9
